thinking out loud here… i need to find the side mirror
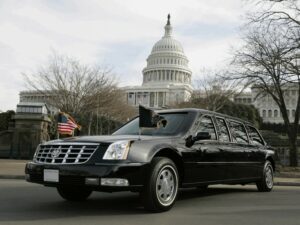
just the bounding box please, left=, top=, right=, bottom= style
left=185, top=132, right=211, bottom=148
left=193, top=132, right=211, bottom=142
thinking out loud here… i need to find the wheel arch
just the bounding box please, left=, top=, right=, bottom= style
left=266, top=156, right=276, bottom=171
left=151, top=148, right=184, bottom=186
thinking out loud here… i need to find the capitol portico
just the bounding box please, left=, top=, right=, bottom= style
left=125, top=15, right=193, bottom=108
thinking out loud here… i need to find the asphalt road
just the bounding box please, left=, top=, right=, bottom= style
left=0, top=179, right=300, bottom=225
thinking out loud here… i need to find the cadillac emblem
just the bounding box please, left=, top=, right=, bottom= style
left=51, top=147, right=61, bottom=158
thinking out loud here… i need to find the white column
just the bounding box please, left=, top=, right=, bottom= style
left=147, top=92, right=150, bottom=106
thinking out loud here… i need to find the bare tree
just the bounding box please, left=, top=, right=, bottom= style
left=23, top=52, right=135, bottom=133
left=230, top=0, right=300, bottom=166
left=193, top=70, right=243, bottom=111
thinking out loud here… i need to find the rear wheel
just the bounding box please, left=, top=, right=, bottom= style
left=256, top=160, right=274, bottom=192
left=141, top=157, right=179, bottom=212
left=57, top=186, right=92, bottom=201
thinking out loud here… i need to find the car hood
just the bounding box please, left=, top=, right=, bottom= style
left=44, top=135, right=173, bottom=145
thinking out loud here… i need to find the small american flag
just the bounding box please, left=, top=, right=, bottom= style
left=57, top=113, right=79, bottom=135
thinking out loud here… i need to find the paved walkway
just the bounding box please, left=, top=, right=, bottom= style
left=1, top=159, right=300, bottom=186
left=0, top=159, right=29, bottom=179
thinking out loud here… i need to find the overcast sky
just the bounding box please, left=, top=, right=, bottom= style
left=0, top=0, right=250, bottom=111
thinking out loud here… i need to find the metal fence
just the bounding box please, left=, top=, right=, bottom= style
left=275, top=147, right=300, bottom=166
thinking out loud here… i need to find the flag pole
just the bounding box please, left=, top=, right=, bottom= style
left=138, top=127, right=142, bottom=140
left=138, top=104, right=141, bottom=140
left=57, top=112, right=60, bottom=139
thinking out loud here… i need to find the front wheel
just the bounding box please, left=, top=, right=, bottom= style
left=141, top=157, right=179, bottom=212
left=57, top=186, right=92, bottom=201
left=256, top=160, right=274, bottom=192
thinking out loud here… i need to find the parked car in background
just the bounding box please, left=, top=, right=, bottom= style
left=25, top=108, right=275, bottom=212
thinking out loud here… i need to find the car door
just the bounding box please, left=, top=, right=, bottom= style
left=214, top=116, right=237, bottom=181
left=226, top=120, right=252, bottom=179
left=245, top=125, right=267, bottom=177
left=188, top=115, right=227, bottom=183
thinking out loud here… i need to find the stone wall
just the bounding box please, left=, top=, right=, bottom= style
left=0, top=113, right=51, bottom=159
left=0, top=131, right=13, bottom=158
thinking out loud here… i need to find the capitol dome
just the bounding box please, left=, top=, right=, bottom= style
left=142, top=14, right=192, bottom=86
left=125, top=15, right=193, bottom=109
left=151, top=35, right=184, bottom=53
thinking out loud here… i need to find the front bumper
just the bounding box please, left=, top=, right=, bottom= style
left=25, top=162, right=149, bottom=192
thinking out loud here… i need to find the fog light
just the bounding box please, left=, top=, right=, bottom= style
left=85, top=178, right=99, bottom=186
left=101, top=178, right=129, bottom=186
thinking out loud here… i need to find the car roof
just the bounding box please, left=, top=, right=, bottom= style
left=155, top=108, right=253, bottom=126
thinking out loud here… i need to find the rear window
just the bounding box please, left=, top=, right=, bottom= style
left=228, top=121, right=249, bottom=144
left=246, top=126, right=264, bottom=146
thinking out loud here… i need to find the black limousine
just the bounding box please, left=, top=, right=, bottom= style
left=25, top=108, right=275, bottom=212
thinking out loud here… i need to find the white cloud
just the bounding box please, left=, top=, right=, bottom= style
left=0, top=0, right=247, bottom=111
left=183, top=33, right=242, bottom=76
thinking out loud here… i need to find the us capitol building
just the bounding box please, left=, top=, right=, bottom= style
left=124, top=15, right=193, bottom=108
left=18, top=15, right=299, bottom=125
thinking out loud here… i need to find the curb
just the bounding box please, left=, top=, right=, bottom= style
left=274, top=182, right=300, bottom=187
left=0, top=175, right=25, bottom=180
left=276, top=174, right=300, bottom=179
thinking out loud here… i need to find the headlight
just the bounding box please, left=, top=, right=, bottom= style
left=102, top=141, right=131, bottom=160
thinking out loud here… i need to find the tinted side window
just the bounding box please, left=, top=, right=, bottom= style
left=229, top=121, right=248, bottom=144
left=197, top=116, right=217, bottom=140
left=216, top=118, right=230, bottom=142
left=246, top=126, right=264, bottom=146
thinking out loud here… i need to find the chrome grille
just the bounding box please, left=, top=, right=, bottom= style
left=33, top=143, right=99, bottom=164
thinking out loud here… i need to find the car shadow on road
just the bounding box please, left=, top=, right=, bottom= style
left=178, top=185, right=257, bottom=202
left=0, top=185, right=258, bottom=222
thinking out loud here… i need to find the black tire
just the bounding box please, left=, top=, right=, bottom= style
left=141, top=157, right=179, bottom=212
left=57, top=186, right=92, bottom=201
left=256, top=160, right=274, bottom=192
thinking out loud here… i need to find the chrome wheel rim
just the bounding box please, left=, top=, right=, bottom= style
left=156, top=165, right=178, bottom=206
left=265, top=164, right=273, bottom=189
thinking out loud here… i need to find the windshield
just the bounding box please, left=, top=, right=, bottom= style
left=113, top=113, right=191, bottom=136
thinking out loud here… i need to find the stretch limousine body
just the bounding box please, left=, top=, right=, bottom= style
left=25, top=108, right=275, bottom=212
